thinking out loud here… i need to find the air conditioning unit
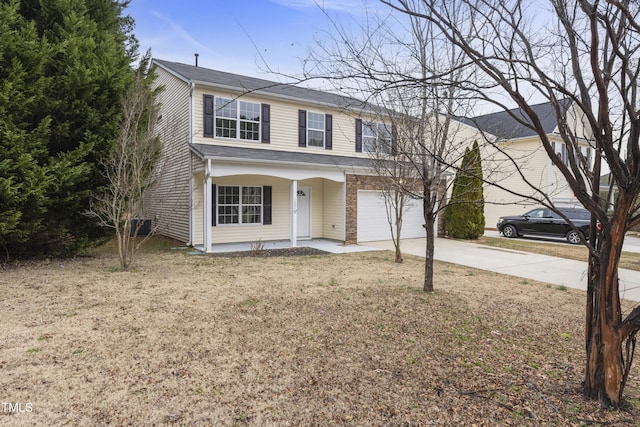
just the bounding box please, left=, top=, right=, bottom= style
left=130, top=219, right=152, bottom=237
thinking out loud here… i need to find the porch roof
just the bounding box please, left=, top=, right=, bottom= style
left=190, top=144, right=375, bottom=169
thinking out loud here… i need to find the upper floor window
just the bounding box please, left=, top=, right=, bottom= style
left=307, top=112, right=326, bottom=147
left=203, top=95, right=270, bottom=143
left=215, top=97, right=260, bottom=141
left=363, top=121, right=392, bottom=154
left=552, top=141, right=591, bottom=167
left=298, top=109, right=332, bottom=150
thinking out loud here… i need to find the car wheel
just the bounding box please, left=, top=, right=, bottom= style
left=566, top=230, right=582, bottom=244
left=502, top=224, right=518, bottom=238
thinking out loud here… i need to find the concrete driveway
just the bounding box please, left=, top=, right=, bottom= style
left=367, top=236, right=640, bottom=302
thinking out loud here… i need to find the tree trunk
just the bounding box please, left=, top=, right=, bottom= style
left=584, top=218, right=627, bottom=407
left=423, top=210, right=435, bottom=293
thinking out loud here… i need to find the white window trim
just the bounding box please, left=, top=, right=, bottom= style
left=217, top=185, right=264, bottom=226
left=215, top=97, right=261, bottom=142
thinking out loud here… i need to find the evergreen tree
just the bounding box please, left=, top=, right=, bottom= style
left=443, top=140, right=485, bottom=239
left=1, top=0, right=136, bottom=256
left=0, top=1, right=52, bottom=253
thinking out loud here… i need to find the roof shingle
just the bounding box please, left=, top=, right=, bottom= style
left=153, top=59, right=369, bottom=112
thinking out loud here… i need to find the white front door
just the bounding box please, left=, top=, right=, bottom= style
left=296, top=186, right=311, bottom=239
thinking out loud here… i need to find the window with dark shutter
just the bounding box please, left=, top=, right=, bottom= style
left=261, top=104, right=270, bottom=143
left=204, top=95, right=214, bottom=138
left=325, top=114, right=332, bottom=150
left=355, top=118, right=363, bottom=152
left=263, top=186, right=272, bottom=225
left=298, top=110, right=307, bottom=147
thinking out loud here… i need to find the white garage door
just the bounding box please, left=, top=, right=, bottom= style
left=357, top=190, right=428, bottom=242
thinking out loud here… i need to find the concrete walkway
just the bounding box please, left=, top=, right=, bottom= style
left=367, top=237, right=640, bottom=302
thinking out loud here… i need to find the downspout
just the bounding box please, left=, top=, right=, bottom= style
left=342, top=171, right=347, bottom=242
left=291, top=180, right=298, bottom=247
left=188, top=81, right=195, bottom=245
left=204, top=158, right=212, bottom=253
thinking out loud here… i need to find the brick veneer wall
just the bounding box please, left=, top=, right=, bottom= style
left=345, top=174, right=446, bottom=244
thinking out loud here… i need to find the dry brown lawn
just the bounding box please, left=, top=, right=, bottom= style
left=477, top=235, right=640, bottom=271
left=2, top=240, right=640, bottom=426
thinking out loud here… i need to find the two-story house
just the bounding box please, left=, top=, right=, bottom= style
left=150, top=59, right=430, bottom=252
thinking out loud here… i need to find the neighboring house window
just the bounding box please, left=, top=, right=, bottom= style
left=298, top=109, right=332, bottom=149
left=552, top=141, right=568, bottom=165
left=363, top=121, right=392, bottom=154
left=552, top=141, right=592, bottom=166
left=214, top=185, right=273, bottom=226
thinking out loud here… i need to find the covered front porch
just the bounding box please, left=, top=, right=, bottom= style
left=189, top=144, right=373, bottom=253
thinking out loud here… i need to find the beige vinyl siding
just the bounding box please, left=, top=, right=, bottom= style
left=322, top=180, right=344, bottom=240
left=211, top=176, right=290, bottom=244
left=192, top=86, right=378, bottom=159
left=151, top=68, right=192, bottom=243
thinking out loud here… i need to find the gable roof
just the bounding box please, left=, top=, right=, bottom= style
left=152, top=58, right=370, bottom=112
left=467, top=99, right=573, bottom=139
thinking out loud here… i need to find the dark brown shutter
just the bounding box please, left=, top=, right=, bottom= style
left=298, top=110, right=307, bottom=147
left=263, top=186, right=272, bottom=225
left=211, top=184, right=217, bottom=226
left=355, top=118, right=363, bottom=152
left=391, top=125, right=398, bottom=156
left=325, top=114, right=332, bottom=150
left=204, top=95, right=214, bottom=138
left=261, top=104, right=270, bottom=143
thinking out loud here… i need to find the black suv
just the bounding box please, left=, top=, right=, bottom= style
left=497, top=207, right=592, bottom=244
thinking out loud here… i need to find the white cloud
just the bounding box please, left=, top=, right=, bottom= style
left=150, top=10, right=217, bottom=57
left=268, top=0, right=369, bottom=14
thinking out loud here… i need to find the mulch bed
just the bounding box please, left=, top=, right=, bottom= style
left=207, top=247, right=329, bottom=257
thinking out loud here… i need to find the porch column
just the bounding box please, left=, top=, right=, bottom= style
left=291, top=179, right=298, bottom=247
left=204, top=159, right=213, bottom=253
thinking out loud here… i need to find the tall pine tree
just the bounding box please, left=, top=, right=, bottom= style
left=443, top=140, right=485, bottom=239
left=1, top=0, right=137, bottom=256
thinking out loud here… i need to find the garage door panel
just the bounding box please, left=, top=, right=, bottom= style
left=357, top=191, right=427, bottom=242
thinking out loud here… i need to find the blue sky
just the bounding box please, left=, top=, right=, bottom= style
left=127, top=0, right=368, bottom=79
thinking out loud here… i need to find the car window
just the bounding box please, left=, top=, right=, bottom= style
left=543, top=209, right=560, bottom=218
left=527, top=209, right=544, bottom=218
left=563, top=209, right=590, bottom=220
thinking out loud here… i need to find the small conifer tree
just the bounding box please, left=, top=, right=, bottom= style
left=443, top=140, right=485, bottom=239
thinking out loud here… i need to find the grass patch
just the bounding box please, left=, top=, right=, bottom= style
left=477, top=236, right=640, bottom=271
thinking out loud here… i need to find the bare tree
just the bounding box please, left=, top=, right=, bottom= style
left=368, top=132, right=420, bottom=263
left=305, top=1, right=476, bottom=291
left=88, top=62, right=162, bottom=271
left=381, top=0, right=640, bottom=407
